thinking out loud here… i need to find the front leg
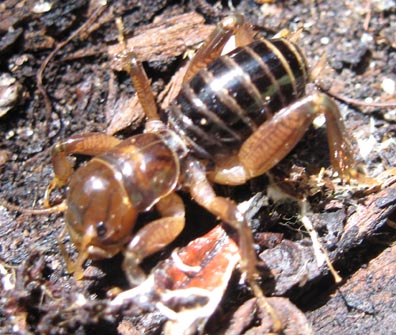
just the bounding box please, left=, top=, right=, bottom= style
left=45, top=133, right=121, bottom=206
left=123, top=193, right=185, bottom=286
left=211, top=93, right=360, bottom=185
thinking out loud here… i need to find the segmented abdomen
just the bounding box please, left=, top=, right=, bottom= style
left=167, top=38, right=309, bottom=160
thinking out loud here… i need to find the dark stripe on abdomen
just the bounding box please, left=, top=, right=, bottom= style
left=166, top=38, right=309, bottom=160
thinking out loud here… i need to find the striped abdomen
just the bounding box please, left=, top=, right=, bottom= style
left=166, top=38, right=309, bottom=160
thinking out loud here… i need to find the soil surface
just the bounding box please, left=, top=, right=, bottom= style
left=1, top=0, right=396, bottom=334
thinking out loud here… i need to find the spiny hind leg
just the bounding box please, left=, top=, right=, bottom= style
left=210, top=93, right=361, bottom=185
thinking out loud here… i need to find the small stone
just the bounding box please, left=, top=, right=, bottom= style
left=320, top=37, right=330, bottom=45
left=0, top=73, right=22, bottom=117
left=32, top=1, right=52, bottom=14
left=381, top=77, right=395, bottom=95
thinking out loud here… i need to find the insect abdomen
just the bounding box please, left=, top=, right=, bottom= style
left=167, top=38, right=309, bottom=160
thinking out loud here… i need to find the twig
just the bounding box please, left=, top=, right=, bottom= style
left=36, top=3, right=108, bottom=135
left=300, top=199, right=342, bottom=284
left=317, top=83, right=396, bottom=109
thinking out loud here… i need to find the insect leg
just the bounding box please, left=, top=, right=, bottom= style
left=183, top=14, right=255, bottom=83
left=0, top=134, right=117, bottom=225
left=211, top=93, right=361, bottom=184
left=46, top=133, right=121, bottom=205
left=115, top=17, right=159, bottom=121
left=240, top=93, right=359, bottom=181
left=186, top=159, right=258, bottom=281
left=123, top=192, right=185, bottom=286
left=187, top=159, right=282, bottom=332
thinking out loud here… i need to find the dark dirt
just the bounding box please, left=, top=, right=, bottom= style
left=1, top=0, right=396, bottom=334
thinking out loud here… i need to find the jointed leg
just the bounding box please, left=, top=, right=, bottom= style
left=240, top=93, right=358, bottom=181
left=183, top=14, right=255, bottom=82
left=123, top=193, right=185, bottom=286
left=115, top=17, right=160, bottom=122
left=211, top=93, right=360, bottom=185
left=0, top=134, right=117, bottom=222
left=115, top=14, right=256, bottom=125
left=186, top=159, right=282, bottom=333
left=186, top=159, right=258, bottom=280
left=45, top=133, right=121, bottom=206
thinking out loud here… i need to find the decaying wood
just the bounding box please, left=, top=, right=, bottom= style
left=339, top=177, right=396, bottom=251
left=108, top=12, right=214, bottom=70
left=258, top=175, right=396, bottom=295
left=1, top=1, right=396, bottom=334
left=307, top=243, right=396, bottom=334
left=105, top=70, right=146, bottom=135
left=222, top=297, right=313, bottom=335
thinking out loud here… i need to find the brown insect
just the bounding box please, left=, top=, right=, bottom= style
left=8, top=15, right=362, bottom=292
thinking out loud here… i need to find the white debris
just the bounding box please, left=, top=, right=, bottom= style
left=320, top=37, right=330, bottom=45
left=32, top=1, right=52, bottom=14
left=381, top=77, right=395, bottom=95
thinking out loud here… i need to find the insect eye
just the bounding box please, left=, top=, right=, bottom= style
left=96, top=222, right=107, bottom=237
